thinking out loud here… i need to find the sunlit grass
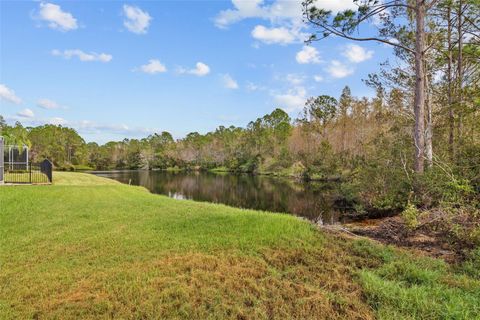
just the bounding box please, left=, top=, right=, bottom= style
left=0, top=173, right=478, bottom=319
left=53, top=171, right=120, bottom=186
left=351, top=240, right=480, bottom=319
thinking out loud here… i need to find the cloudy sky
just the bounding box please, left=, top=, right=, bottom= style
left=0, top=0, right=392, bottom=143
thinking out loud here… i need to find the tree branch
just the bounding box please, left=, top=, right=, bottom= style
left=463, top=15, right=480, bottom=33
left=306, top=16, right=415, bottom=54
left=304, top=2, right=416, bottom=54
left=426, top=0, right=440, bottom=11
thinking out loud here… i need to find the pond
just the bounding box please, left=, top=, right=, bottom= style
left=91, top=170, right=353, bottom=224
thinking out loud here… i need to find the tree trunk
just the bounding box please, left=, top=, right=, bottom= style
left=457, top=0, right=464, bottom=142
left=425, top=70, right=433, bottom=168
left=413, top=0, right=426, bottom=174
left=447, top=6, right=454, bottom=158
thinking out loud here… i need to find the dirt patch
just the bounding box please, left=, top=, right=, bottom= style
left=345, top=216, right=460, bottom=262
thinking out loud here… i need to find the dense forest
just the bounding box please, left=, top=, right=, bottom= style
left=1, top=0, right=479, bottom=249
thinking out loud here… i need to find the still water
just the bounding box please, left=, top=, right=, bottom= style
left=92, top=170, right=351, bottom=224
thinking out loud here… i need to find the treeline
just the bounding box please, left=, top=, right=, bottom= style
left=1, top=78, right=478, bottom=213
left=1, top=0, right=479, bottom=216
left=1, top=78, right=479, bottom=247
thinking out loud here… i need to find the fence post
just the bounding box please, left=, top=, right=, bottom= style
left=40, top=159, right=53, bottom=183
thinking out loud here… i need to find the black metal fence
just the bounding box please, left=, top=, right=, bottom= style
left=4, top=160, right=53, bottom=184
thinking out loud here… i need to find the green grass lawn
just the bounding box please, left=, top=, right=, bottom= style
left=1, top=172, right=479, bottom=319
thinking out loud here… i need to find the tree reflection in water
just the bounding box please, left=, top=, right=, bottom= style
left=93, top=170, right=349, bottom=224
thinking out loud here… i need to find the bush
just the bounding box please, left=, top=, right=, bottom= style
left=290, top=161, right=307, bottom=179
left=336, top=181, right=363, bottom=213
left=401, top=203, right=420, bottom=230
left=238, top=158, right=259, bottom=173
left=57, top=164, right=76, bottom=172
left=355, top=162, right=411, bottom=212
left=417, top=167, right=475, bottom=208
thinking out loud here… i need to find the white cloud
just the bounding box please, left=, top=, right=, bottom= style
left=37, top=2, right=78, bottom=31
left=314, top=75, right=323, bottom=82
left=77, top=120, right=156, bottom=136
left=245, top=82, right=266, bottom=92
left=342, top=44, right=374, bottom=63
left=214, top=0, right=355, bottom=28
left=326, top=60, right=354, bottom=78
left=49, top=117, right=68, bottom=125
left=215, top=0, right=265, bottom=28
left=387, top=37, right=400, bottom=45
left=178, top=62, right=210, bottom=76
left=215, top=1, right=356, bottom=46
left=314, top=0, right=358, bottom=12
left=37, top=98, right=65, bottom=109
left=0, top=84, right=22, bottom=104
left=273, top=87, right=307, bottom=113
left=285, top=73, right=305, bottom=85
left=2, top=116, right=156, bottom=138
left=123, top=5, right=152, bottom=34
left=52, top=49, right=112, bottom=62
left=296, top=46, right=321, bottom=64
left=372, top=10, right=390, bottom=27
left=17, top=108, right=35, bottom=118
left=137, top=59, right=167, bottom=74
left=191, top=62, right=210, bottom=76
left=251, top=25, right=297, bottom=45
left=222, top=74, right=239, bottom=89
left=246, top=82, right=258, bottom=91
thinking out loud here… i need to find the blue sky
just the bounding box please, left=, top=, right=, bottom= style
left=0, top=0, right=394, bottom=143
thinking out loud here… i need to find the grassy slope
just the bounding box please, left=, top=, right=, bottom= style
left=0, top=172, right=479, bottom=319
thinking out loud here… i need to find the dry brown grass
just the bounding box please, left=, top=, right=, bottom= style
left=18, top=247, right=374, bottom=320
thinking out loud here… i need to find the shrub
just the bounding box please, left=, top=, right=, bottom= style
left=401, top=203, right=420, bottom=230
left=355, top=162, right=411, bottom=212
left=417, top=167, right=475, bottom=208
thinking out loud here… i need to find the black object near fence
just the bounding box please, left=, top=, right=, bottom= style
left=3, top=159, right=53, bottom=184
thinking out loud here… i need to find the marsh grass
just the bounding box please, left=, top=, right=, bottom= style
left=0, top=172, right=478, bottom=319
